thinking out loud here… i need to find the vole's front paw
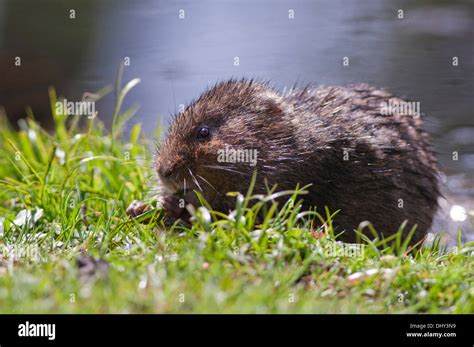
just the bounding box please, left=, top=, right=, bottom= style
left=159, top=195, right=191, bottom=223
left=126, top=200, right=150, bottom=218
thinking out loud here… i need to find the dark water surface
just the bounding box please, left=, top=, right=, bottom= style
left=1, top=0, right=473, bottom=242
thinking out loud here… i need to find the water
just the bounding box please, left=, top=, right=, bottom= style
left=1, top=0, right=473, bottom=242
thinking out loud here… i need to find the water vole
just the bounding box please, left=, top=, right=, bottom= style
left=128, top=79, right=440, bottom=244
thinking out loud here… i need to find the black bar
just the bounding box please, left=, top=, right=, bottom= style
left=0, top=314, right=471, bottom=346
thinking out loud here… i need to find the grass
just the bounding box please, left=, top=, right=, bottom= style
left=0, top=79, right=473, bottom=314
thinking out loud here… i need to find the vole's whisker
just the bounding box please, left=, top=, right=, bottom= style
left=187, top=167, right=203, bottom=192
left=139, top=188, right=159, bottom=197
left=202, top=164, right=248, bottom=176
left=196, top=174, right=218, bottom=193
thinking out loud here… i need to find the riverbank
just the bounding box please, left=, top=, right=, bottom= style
left=0, top=93, right=472, bottom=313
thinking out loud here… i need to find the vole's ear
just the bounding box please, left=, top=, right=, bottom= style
left=262, top=98, right=285, bottom=119
left=266, top=100, right=281, bottom=114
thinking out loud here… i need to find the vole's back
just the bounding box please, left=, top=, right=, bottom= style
left=283, top=84, right=439, bottom=243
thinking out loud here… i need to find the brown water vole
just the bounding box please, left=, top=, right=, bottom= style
left=127, top=79, right=440, bottom=245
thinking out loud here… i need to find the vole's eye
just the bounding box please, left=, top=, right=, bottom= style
left=196, top=126, right=210, bottom=139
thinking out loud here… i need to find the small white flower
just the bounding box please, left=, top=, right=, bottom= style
left=450, top=205, right=467, bottom=222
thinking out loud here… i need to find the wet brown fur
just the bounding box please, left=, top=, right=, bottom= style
left=155, top=79, right=440, bottom=244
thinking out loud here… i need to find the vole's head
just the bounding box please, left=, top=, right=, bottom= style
left=155, top=79, right=292, bottom=205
